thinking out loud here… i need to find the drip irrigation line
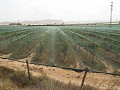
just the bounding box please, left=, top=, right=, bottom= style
left=0, top=28, right=32, bottom=34
left=3, top=30, right=47, bottom=50
left=69, top=30, right=120, bottom=58
left=4, top=30, right=39, bottom=46
left=25, top=30, right=51, bottom=56
left=70, top=30, right=120, bottom=54
left=0, top=29, right=35, bottom=40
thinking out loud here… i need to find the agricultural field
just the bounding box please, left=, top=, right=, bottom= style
left=0, top=25, right=120, bottom=74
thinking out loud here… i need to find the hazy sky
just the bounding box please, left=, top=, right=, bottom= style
left=0, top=0, right=120, bottom=22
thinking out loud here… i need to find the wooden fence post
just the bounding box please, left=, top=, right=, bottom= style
left=80, top=67, right=88, bottom=89
left=26, top=60, right=31, bottom=80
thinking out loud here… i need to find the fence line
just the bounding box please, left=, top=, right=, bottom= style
left=0, top=57, right=120, bottom=76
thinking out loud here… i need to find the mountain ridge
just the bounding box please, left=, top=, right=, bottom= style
left=0, top=19, right=119, bottom=25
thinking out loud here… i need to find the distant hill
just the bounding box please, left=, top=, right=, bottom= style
left=0, top=19, right=64, bottom=25
left=0, top=20, right=96, bottom=25
left=21, top=19, right=64, bottom=25
left=0, top=22, right=11, bottom=25
left=0, top=19, right=120, bottom=25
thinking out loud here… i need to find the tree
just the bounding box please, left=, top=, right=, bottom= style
left=86, top=43, right=100, bottom=61
left=36, top=42, right=44, bottom=54
left=61, top=41, right=69, bottom=59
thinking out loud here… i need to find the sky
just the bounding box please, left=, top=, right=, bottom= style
left=0, top=0, right=120, bottom=22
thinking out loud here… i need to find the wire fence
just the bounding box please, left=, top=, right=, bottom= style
left=0, top=56, right=120, bottom=76
left=0, top=57, right=120, bottom=90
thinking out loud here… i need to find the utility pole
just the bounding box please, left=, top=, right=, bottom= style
left=109, top=2, right=113, bottom=28
left=18, top=20, right=19, bottom=23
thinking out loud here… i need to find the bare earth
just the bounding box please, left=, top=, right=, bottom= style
left=0, top=54, right=120, bottom=90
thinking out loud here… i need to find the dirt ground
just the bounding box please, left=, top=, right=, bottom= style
left=0, top=54, right=120, bottom=90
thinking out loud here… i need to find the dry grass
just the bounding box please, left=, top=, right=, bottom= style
left=0, top=66, right=97, bottom=90
left=0, top=58, right=119, bottom=90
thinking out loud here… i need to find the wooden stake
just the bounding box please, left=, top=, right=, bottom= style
left=80, top=67, right=88, bottom=89
left=26, top=60, right=31, bottom=80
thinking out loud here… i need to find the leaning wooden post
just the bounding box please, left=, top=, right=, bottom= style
left=26, top=60, right=31, bottom=80
left=80, top=66, right=88, bottom=89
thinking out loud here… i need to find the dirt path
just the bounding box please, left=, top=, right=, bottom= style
left=0, top=54, right=120, bottom=90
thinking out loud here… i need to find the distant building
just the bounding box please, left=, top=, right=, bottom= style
left=9, top=23, right=22, bottom=26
